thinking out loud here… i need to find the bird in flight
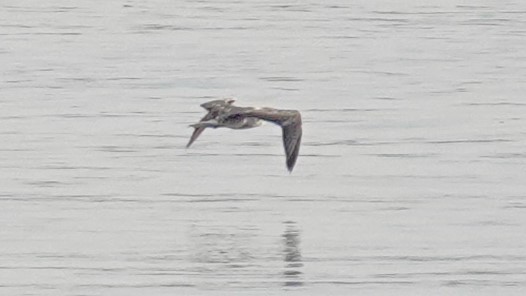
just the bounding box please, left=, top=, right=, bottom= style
left=186, top=99, right=302, bottom=172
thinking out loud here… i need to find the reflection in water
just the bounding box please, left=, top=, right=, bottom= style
left=282, top=221, right=303, bottom=287
left=186, top=222, right=304, bottom=288
left=188, top=224, right=256, bottom=266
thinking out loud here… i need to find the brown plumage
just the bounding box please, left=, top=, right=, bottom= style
left=237, top=108, right=302, bottom=172
left=187, top=100, right=302, bottom=172
left=186, top=99, right=235, bottom=148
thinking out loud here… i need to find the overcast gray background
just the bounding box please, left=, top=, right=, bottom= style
left=1, top=0, right=526, bottom=295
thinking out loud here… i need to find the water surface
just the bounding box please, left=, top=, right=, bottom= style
left=1, top=1, right=526, bottom=295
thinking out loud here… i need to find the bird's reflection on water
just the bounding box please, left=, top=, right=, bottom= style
left=282, top=221, right=303, bottom=287
left=186, top=220, right=304, bottom=288
left=188, top=224, right=256, bottom=266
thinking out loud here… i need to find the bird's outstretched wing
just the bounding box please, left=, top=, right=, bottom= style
left=282, top=116, right=302, bottom=172
left=186, top=99, right=235, bottom=148
left=242, top=108, right=302, bottom=172
left=186, top=112, right=215, bottom=148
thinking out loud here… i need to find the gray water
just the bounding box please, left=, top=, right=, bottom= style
left=1, top=1, right=526, bottom=295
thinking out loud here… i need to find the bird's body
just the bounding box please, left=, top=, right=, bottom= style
left=192, top=105, right=263, bottom=130
left=186, top=99, right=302, bottom=172
left=186, top=99, right=261, bottom=148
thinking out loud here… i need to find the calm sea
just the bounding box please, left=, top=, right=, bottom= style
left=1, top=1, right=526, bottom=295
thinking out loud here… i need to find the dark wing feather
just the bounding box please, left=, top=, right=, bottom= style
left=186, top=111, right=216, bottom=148
left=282, top=115, right=302, bottom=172
left=187, top=99, right=236, bottom=148
left=241, top=108, right=302, bottom=172
left=186, top=127, right=205, bottom=148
